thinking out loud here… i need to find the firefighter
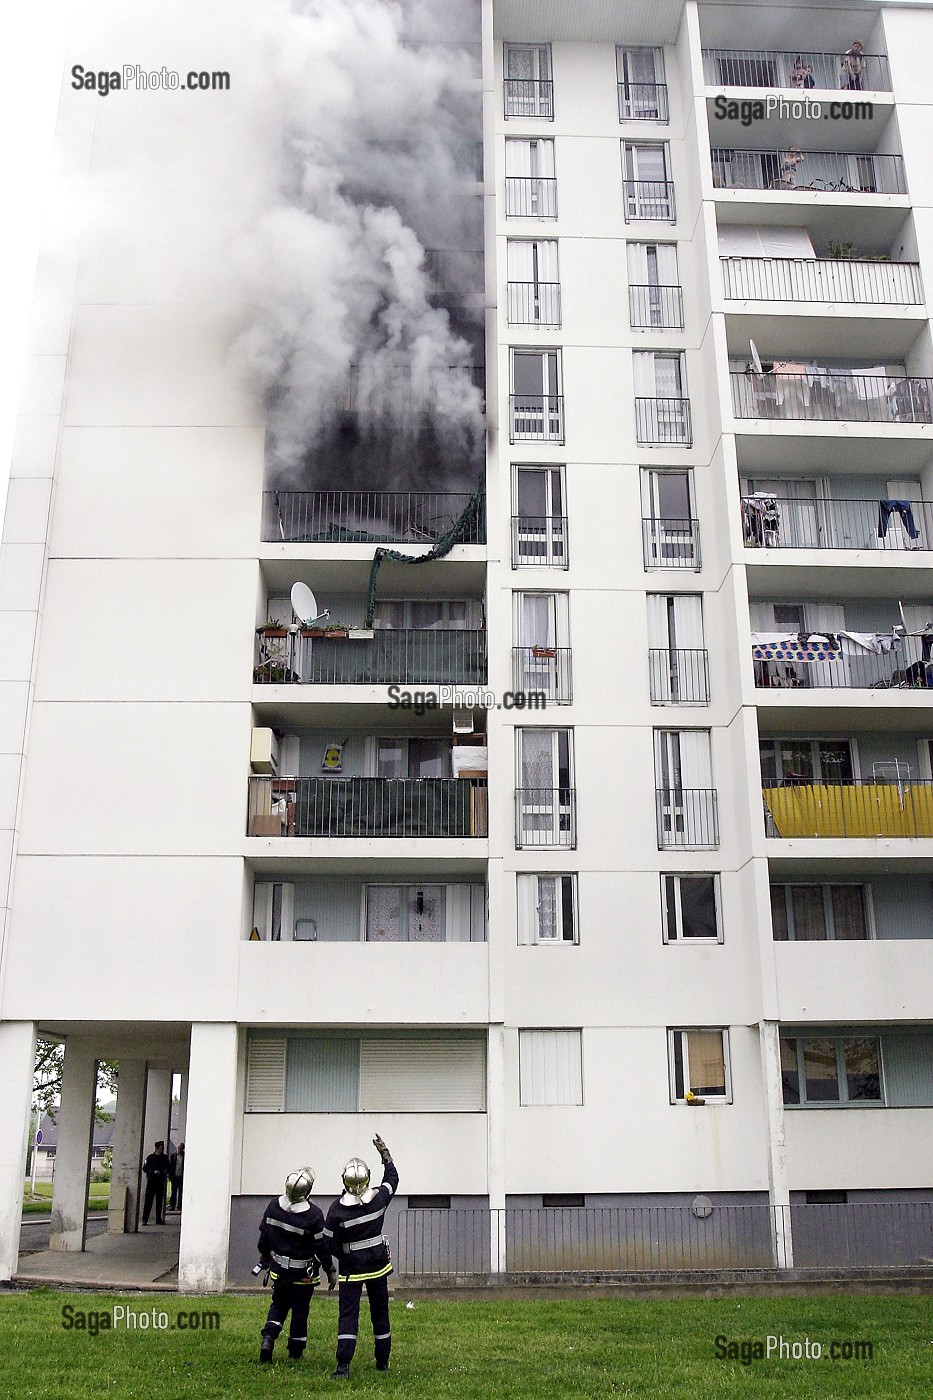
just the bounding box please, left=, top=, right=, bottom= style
left=257, top=1166, right=337, bottom=1363
left=325, top=1134, right=398, bottom=1380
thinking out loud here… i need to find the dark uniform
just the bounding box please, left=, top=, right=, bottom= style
left=258, top=1195, right=332, bottom=1359
left=325, top=1154, right=399, bottom=1373
left=141, top=1145, right=171, bottom=1224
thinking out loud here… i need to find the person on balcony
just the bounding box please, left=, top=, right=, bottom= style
left=790, top=57, right=814, bottom=89
left=325, top=1135, right=398, bottom=1380
left=257, top=1167, right=336, bottom=1364
left=841, top=41, right=866, bottom=90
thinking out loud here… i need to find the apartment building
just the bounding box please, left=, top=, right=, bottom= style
left=2, top=0, right=933, bottom=1289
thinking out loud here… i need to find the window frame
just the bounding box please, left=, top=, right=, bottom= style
left=661, top=873, right=722, bottom=944
left=780, top=1035, right=885, bottom=1108
left=517, top=871, right=579, bottom=945
left=769, top=882, right=874, bottom=942
left=668, top=1027, right=732, bottom=1103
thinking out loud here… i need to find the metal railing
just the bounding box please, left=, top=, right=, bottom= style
left=731, top=371, right=933, bottom=424
left=629, top=283, right=684, bottom=329
left=623, top=180, right=676, bottom=222
left=649, top=649, right=710, bottom=704
left=262, top=490, right=486, bottom=545
left=507, top=281, right=562, bottom=326
left=740, top=495, right=930, bottom=551
left=505, top=177, right=558, bottom=219
left=636, top=397, right=693, bottom=445
left=618, top=82, right=670, bottom=122
left=711, top=148, right=906, bottom=195
left=763, top=778, right=933, bottom=838
left=515, top=788, right=577, bottom=848
left=509, top=394, right=564, bottom=442
left=254, top=629, right=487, bottom=686
left=754, top=636, right=933, bottom=691
left=642, top=517, right=702, bottom=571
left=721, top=256, right=923, bottom=306
left=512, top=647, right=573, bottom=703
left=511, top=515, right=569, bottom=569
left=702, top=48, right=892, bottom=93
left=504, top=79, right=554, bottom=119
left=656, top=788, right=719, bottom=848
left=247, top=776, right=488, bottom=839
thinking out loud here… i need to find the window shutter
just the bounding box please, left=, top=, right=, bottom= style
left=359, top=1037, right=486, bottom=1111
left=519, top=1029, right=583, bottom=1105
left=246, top=1037, right=286, bottom=1112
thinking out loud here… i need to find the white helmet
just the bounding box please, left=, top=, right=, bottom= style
left=284, top=1167, right=315, bottom=1206
left=341, top=1157, right=371, bottom=1204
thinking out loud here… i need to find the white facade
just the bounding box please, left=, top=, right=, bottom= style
left=3, top=0, right=933, bottom=1287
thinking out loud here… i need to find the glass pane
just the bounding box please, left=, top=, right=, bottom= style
left=409, top=601, right=445, bottom=631
left=536, top=876, right=558, bottom=939
left=409, top=739, right=447, bottom=778
left=516, top=469, right=548, bottom=515
left=819, top=742, right=853, bottom=783
left=366, top=887, right=402, bottom=941
left=664, top=875, right=679, bottom=940
left=376, top=739, right=405, bottom=779
left=513, top=352, right=544, bottom=395
left=831, top=886, right=868, bottom=941
left=560, top=875, right=575, bottom=941
left=780, top=741, right=814, bottom=780
left=803, top=1038, right=840, bottom=1102
left=790, top=886, right=827, bottom=941
left=655, top=471, right=689, bottom=517
left=680, top=876, right=717, bottom=938
left=770, top=886, right=789, bottom=941
left=549, top=468, right=562, bottom=513
left=780, top=1038, right=800, bottom=1104
left=844, top=1038, right=881, bottom=1101
left=407, top=886, right=445, bottom=942
left=687, top=1031, right=726, bottom=1096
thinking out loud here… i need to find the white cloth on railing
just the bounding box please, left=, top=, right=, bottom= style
left=838, top=631, right=902, bottom=656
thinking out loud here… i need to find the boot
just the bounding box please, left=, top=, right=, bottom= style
left=287, top=1342, right=304, bottom=1360
left=331, top=1363, right=350, bottom=1380
left=260, top=1337, right=275, bottom=1364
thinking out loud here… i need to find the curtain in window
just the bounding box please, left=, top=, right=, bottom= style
left=687, top=1031, right=725, bottom=1094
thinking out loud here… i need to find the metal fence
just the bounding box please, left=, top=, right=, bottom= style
left=509, top=394, right=565, bottom=443
left=741, top=495, right=931, bottom=551
left=711, top=148, right=906, bottom=194
left=623, top=179, right=676, bottom=222
left=505, top=177, right=558, bottom=219
left=635, top=397, right=692, bottom=445
left=731, top=371, right=933, bottom=425
left=649, top=648, right=710, bottom=704
left=763, top=779, right=933, bottom=839
left=618, top=82, right=669, bottom=122
left=506, top=281, right=562, bottom=326
left=254, top=629, right=487, bottom=687
left=702, top=47, right=892, bottom=92
left=512, top=647, right=573, bottom=703
left=656, top=789, right=720, bottom=849
left=642, top=517, right=702, bottom=571
left=721, top=256, right=923, bottom=306
left=247, top=776, right=488, bottom=839
left=629, top=283, right=684, bottom=328
left=511, top=515, right=569, bottom=568
left=262, top=490, right=486, bottom=545
left=504, top=79, right=554, bottom=119
left=754, top=636, right=933, bottom=691
left=514, top=789, right=577, bottom=848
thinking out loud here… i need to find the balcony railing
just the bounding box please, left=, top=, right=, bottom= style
left=754, top=635, right=933, bottom=692
left=509, top=394, right=564, bottom=443
left=623, top=180, right=676, bottom=222
left=741, top=495, right=930, bottom=551
left=263, top=490, right=486, bottom=545
left=763, top=779, right=933, bottom=838
left=248, top=776, right=488, bottom=839
left=618, top=82, right=670, bottom=122
left=511, top=515, right=569, bottom=569
left=254, top=629, right=487, bottom=686
left=649, top=649, right=710, bottom=704
left=512, top=647, right=573, bottom=703
left=636, top=397, right=692, bottom=445
left=656, top=788, right=719, bottom=848
left=642, top=517, right=702, bottom=571
left=629, top=284, right=684, bottom=329
left=702, top=48, right=892, bottom=93
left=721, top=256, right=923, bottom=306
left=711, top=149, right=906, bottom=195
left=731, top=371, right=933, bottom=425
left=505, top=177, right=558, bottom=219
left=507, top=281, right=562, bottom=326
left=515, top=788, right=577, bottom=848
left=504, top=79, right=554, bottom=119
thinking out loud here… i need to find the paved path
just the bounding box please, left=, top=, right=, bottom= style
left=20, top=1214, right=108, bottom=1255
left=15, top=1218, right=180, bottom=1290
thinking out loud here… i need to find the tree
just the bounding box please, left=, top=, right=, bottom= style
left=34, top=1038, right=119, bottom=1125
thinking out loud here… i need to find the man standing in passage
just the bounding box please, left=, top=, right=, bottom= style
left=140, top=1140, right=171, bottom=1225
left=258, top=1166, right=336, bottom=1363
left=168, top=1141, right=184, bottom=1213
left=326, top=1134, right=398, bottom=1380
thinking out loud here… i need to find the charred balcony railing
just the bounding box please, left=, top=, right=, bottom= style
left=754, top=636, right=933, bottom=691
left=763, top=778, right=933, bottom=838
left=623, top=180, right=676, bottom=222
left=731, top=371, right=933, bottom=425
left=741, top=495, right=930, bottom=551
left=511, top=515, right=569, bottom=568
left=642, top=517, right=702, bottom=570
left=649, top=648, right=710, bottom=705
left=618, top=82, right=669, bottom=122
left=702, top=48, right=892, bottom=92
left=629, top=283, right=684, bottom=329
left=711, top=148, right=906, bottom=195
left=512, top=647, right=573, bottom=703
left=506, top=281, right=562, bottom=326
left=254, top=629, right=487, bottom=686
left=515, top=788, right=577, bottom=848
left=509, top=394, right=564, bottom=443
left=721, top=256, right=923, bottom=306
left=247, top=776, right=488, bottom=839
left=263, top=490, right=486, bottom=545
left=656, top=788, right=719, bottom=848
left=504, top=78, right=554, bottom=119
left=635, top=397, right=692, bottom=445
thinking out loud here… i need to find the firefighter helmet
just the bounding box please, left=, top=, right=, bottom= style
left=284, top=1167, right=315, bottom=1205
left=341, top=1157, right=371, bottom=1203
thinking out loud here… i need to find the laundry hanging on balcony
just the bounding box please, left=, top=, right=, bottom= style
left=742, top=494, right=780, bottom=546
left=751, top=631, right=842, bottom=662
left=837, top=631, right=902, bottom=656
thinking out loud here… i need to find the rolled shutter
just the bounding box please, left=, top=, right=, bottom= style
left=246, top=1037, right=286, bottom=1112
left=359, top=1036, right=486, bottom=1111
left=519, top=1029, right=583, bottom=1105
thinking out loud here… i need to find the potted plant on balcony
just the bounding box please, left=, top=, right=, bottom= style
left=531, top=645, right=557, bottom=658
left=257, top=618, right=289, bottom=638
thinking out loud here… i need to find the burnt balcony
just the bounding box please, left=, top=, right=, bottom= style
left=635, top=397, right=692, bottom=445
left=642, top=517, right=702, bottom=571
left=721, top=257, right=923, bottom=306
left=741, top=494, right=930, bottom=551
left=505, top=177, right=557, bottom=219
left=763, top=778, right=933, bottom=839
left=618, top=81, right=669, bottom=122
left=504, top=78, right=554, bottom=120
left=507, top=281, right=562, bottom=327
left=649, top=648, right=710, bottom=705
left=262, top=490, right=486, bottom=545
left=753, top=633, right=933, bottom=692
left=623, top=180, right=676, bottom=222
left=629, top=284, right=684, bottom=329
left=248, top=775, right=488, bottom=839
left=711, top=149, right=906, bottom=195
left=730, top=370, right=933, bottom=425
left=656, top=789, right=719, bottom=849
left=702, top=48, right=891, bottom=92
left=512, top=646, right=573, bottom=703
left=511, top=514, right=569, bottom=568
left=254, top=627, right=487, bottom=687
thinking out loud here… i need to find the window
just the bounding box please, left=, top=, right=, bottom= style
left=662, top=874, right=720, bottom=942
left=805, top=1190, right=848, bottom=1205
left=513, top=591, right=571, bottom=702
left=517, top=873, right=578, bottom=944
left=542, top=1193, right=584, bottom=1207
left=653, top=729, right=718, bottom=848
left=505, top=138, right=557, bottom=218
left=781, top=1036, right=883, bottom=1106
left=634, top=351, right=691, bottom=445
left=375, top=736, right=450, bottom=778
left=516, top=728, right=575, bottom=848
left=770, top=884, right=870, bottom=941
left=519, top=1029, right=583, bottom=1105
left=668, top=1029, right=731, bottom=1102
left=408, top=1196, right=451, bottom=1209
left=627, top=242, right=682, bottom=329
left=647, top=594, right=708, bottom=704
left=365, top=884, right=485, bottom=942
left=759, top=739, right=854, bottom=785
left=504, top=43, right=553, bottom=119
left=641, top=468, right=699, bottom=570
left=510, top=348, right=563, bottom=442
left=617, top=47, right=668, bottom=122
left=372, top=599, right=480, bottom=630
left=507, top=240, right=560, bottom=325
left=512, top=465, right=567, bottom=568
left=252, top=882, right=295, bottom=941
left=623, top=142, right=674, bottom=221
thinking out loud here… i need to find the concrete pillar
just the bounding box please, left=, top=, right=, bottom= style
left=49, top=1037, right=97, bottom=1252
left=143, top=1066, right=172, bottom=1155
left=759, top=1020, right=794, bottom=1268
left=178, top=1023, right=238, bottom=1293
left=0, top=1021, right=37, bottom=1280
left=176, top=1072, right=189, bottom=1143
left=486, top=1025, right=507, bottom=1274
left=110, top=1059, right=146, bottom=1232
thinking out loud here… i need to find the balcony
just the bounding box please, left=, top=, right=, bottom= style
left=623, top=180, right=676, bottom=222
left=515, top=787, right=576, bottom=848
left=507, top=281, right=562, bottom=327
left=509, top=394, right=564, bottom=443
left=753, top=632, right=933, bottom=693
left=512, top=647, right=573, bottom=703
left=635, top=397, right=692, bottom=445
left=702, top=48, right=891, bottom=92
left=248, top=776, right=488, bottom=839
left=254, top=628, right=487, bottom=687
left=741, top=495, right=930, bottom=551
left=629, top=284, right=684, bottom=330
left=721, top=257, right=923, bottom=307
left=649, top=648, right=710, bottom=705
left=642, top=517, right=701, bottom=571
left=262, top=490, right=486, bottom=545
left=711, top=150, right=906, bottom=196
left=504, top=78, right=553, bottom=119
left=505, top=177, right=557, bottom=219
left=511, top=515, right=569, bottom=569
left=731, top=371, right=933, bottom=425
left=763, top=779, right=933, bottom=838
left=656, top=788, right=719, bottom=848
left=618, top=82, right=669, bottom=122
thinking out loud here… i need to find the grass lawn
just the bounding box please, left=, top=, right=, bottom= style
left=0, top=1290, right=930, bottom=1398
left=22, top=1182, right=110, bottom=1215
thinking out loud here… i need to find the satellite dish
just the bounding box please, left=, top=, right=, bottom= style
left=290, top=581, right=329, bottom=626
left=749, top=339, right=764, bottom=375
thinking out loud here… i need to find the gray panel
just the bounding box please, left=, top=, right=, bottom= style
left=871, top=876, right=933, bottom=941
left=294, top=880, right=362, bottom=943
left=855, top=733, right=919, bottom=777
left=841, top=598, right=902, bottom=633
left=832, top=476, right=901, bottom=503
left=285, top=1037, right=359, bottom=1112
left=883, top=1034, right=933, bottom=1107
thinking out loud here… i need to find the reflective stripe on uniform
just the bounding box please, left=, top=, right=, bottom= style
left=344, top=1206, right=387, bottom=1229
left=345, top=1235, right=385, bottom=1251
left=270, top=1250, right=315, bottom=1270
left=267, top=1215, right=315, bottom=1237
left=374, top=1333, right=391, bottom=1340
left=338, top=1261, right=393, bottom=1283
left=337, top=1333, right=358, bottom=1340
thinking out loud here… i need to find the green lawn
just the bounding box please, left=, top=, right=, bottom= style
left=22, top=1182, right=109, bottom=1215
left=0, top=1291, right=929, bottom=1397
